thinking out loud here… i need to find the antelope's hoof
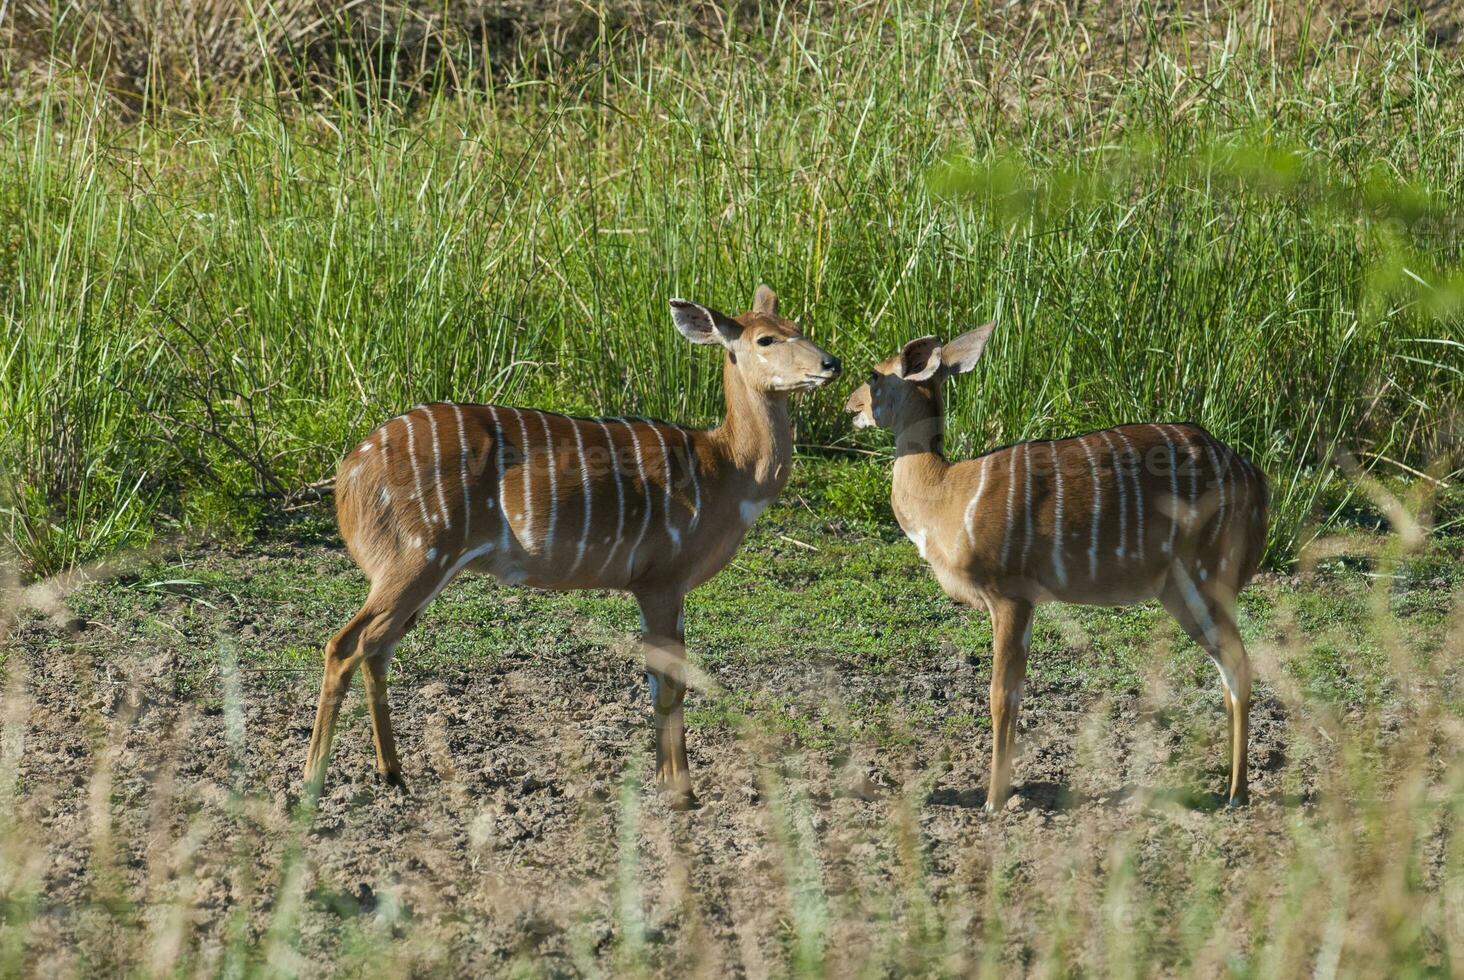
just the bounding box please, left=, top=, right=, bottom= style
left=376, top=769, right=408, bottom=793
left=1225, top=792, right=1249, bottom=809
left=665, top=787, right=698, bottom=811
left=657, top=774, right=697, bottom=811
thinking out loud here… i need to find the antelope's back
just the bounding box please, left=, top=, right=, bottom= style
left=334, top=403, right=713, bottom=590
left=960, top=422, right=1267, bottom=602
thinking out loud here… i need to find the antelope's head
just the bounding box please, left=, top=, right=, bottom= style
left=670, top=286, right=841, bottom=394
left=845, top=323, right=995, bottom=432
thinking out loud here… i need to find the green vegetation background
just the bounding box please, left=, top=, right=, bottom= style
left=2, top=2, right=1461, bottom=576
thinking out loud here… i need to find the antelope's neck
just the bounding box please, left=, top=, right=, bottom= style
left=891, top=387, right=952, bottom=524
left=710, top=353, right=793, bottom=494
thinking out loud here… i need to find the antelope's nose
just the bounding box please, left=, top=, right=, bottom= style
left=821, top=355, right=842, bottom=376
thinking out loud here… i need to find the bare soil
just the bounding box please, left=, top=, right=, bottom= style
left=0, top=534, right=1328, bottom=977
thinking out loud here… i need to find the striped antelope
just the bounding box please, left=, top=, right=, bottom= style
left=305, top=286, right=841, bottom=806
left=845, top=325, right=1269, bottom=809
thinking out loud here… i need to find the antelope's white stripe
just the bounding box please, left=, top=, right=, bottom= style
left=452, top=404, right=471, bottom=539
left=1198, top=430, right=1226, bottom=545
left=962, top=456, right=991, bottom=544
left=1001, top=446, right=1020, bottom=564
left=1154, top=424, right=1179, bottom=554
left=621, top=419, right=653, bottom=575
left=679, top=427, right=702, bottom=528
left=488, top=406, right=510, bottom=551
left=1171, top=560, right=1221, bottom=650
left=419, top=541, right=498, bottom=611
left=1164, top=424, right=1198, bottom=529
left=1020, top=444, right=1035, bottom=569
left=1049, top=442, right=1067, bottom=586
left=1080, top=435, right=1102, bottom=578
left=1184, top=429, right=1201, bottom=525
left=539, top=412, right=559, bottom=556
left=567, top=418, right=592, bottom=576
left=514, top=408, right=535, bottom=550
left=1208, top=440, right=1234, bottom=546
left=404, top=410, right=434, bottom=530
left=593, top=419, right=627, bottom=577
left=638, top=419, right=677, bottom=549
left=1098, top=430, right=1127, bottom=559
left=427, top=407, right=451, bottom=528
left=1113, top=429, right=1145, bottom=556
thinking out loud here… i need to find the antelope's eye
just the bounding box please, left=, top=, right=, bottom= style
left=756, top=335, right=777, bottom=347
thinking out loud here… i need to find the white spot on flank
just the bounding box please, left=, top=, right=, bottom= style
left=425, top=547, right=437, bottom=562
left=668, top=526, right=682, bottom=547
left=379, top=488, right=391, bottom=506
left=771, top=376, right=785, bottom=386
left=1199, top=567, right=1209, bottom=581
left=427, top=407, right=451, bottom=529
left=412, top=536, right=423, bottom=548
left=740, top=497, right=772, bottom=524
left=359, top=442, right=372, bottom=453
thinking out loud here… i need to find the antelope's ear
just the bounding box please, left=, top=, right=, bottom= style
left=940, top=321, right=995, bottom=376
left=898, top=335, right=943, bottom=382
left=670, top=299, right=740, bottom=346
left=752, top=284, right=778, bottom=316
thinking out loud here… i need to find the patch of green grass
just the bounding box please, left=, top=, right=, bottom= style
left=3, top=6, right=1462, bottom=576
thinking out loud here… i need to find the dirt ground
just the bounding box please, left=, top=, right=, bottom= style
left=0, top=532, right=1340, bottom=977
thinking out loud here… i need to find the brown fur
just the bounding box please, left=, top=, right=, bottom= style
left=847, top=326, right=1268, bottom=808
left=305, top=287, right=841, bottom=805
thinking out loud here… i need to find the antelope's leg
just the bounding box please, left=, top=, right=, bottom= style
left=985, top=597, right=1033, bottom=812
left=304, top=574, right=434, bottom=796
left=636, top=590, right=692, bottom=808
left=361, top=637, right=407, bottom=789
left=1160, top=575, right=1253, bottom=805
left=305, top=607, right=370, bottom=796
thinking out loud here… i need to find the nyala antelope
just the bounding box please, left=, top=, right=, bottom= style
left=846, top=325, right=1268, bottom=809
left=306, top=286, right=841, bottom=806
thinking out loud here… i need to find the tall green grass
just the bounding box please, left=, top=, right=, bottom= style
left=2, top=2, right=1461, bottom=575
